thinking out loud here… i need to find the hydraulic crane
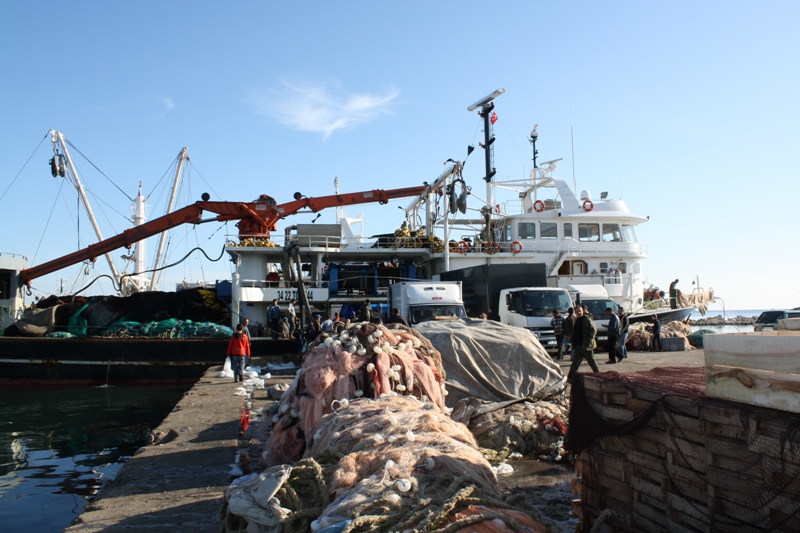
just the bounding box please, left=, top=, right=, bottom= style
left=19, top=185, right=427, bottom=288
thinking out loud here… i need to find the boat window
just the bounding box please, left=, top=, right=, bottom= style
left=505, top=225, right=512, bottom=241
left=599, top=262, right=608, bottom=273
left=622, top=225, right=636, bottom=242
left=632, top=262, right=641, bottom=274
left=518, top=222, right=536, bottom=239
left=564, top=223, right=573, bottom=239
left=541, top=222, right=557, bottom=239
left=618, top=262, right=627, bottom=274
left=578, top=223, right=600, bottom=242
left=602, top=224, right=623, bottom=242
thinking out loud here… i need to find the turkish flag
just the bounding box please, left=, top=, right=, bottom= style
left=490, top=111, right=498, bottom=125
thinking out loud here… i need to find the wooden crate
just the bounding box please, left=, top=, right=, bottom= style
left=705, top=332, right=800, bottom=414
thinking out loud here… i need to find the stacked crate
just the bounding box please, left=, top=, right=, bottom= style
left=570, top=367, right=800, bottom=532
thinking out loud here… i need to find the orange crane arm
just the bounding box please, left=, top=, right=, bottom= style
left=19, top=185, right=427, bottom=287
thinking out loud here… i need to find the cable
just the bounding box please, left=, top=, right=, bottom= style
left=66, top=139, right=133, bottom=201
left=72, top=244, right=227, bottom=295
left=0, top=133, right=48, bottom=203
left=32, top=177, right=68, bottom=265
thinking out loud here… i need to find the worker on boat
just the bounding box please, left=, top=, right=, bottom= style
left=669, top=279, right=680, bottom=309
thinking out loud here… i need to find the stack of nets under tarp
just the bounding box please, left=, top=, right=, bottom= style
left=222, top=396, right=556, bottom=533
left=5, top=288, right=230, bottom=337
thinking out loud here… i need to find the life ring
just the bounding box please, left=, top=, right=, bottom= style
left=533, top=200, right=545, bottom=213
left=486, top=241, right=500, bottom=255
left=456, top=240, right=470, bottom=254
left=511, top=241, right=523, bottom=254
left=495, top=204, right=501, bottom=214
left=582, top=199, right=594, bottom=212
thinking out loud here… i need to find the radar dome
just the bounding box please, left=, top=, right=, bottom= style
left=579, top=190, right=592, bottom=202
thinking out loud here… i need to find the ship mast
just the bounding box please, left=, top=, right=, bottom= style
left=50, top=130, right=125, bottom=291
left=148, top=147, right=188, bottom=290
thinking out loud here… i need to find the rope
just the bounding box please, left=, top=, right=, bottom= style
left=0, top=132, right=48, bottom=203
left=65, top=139, right=133, bottom=201
left=31, top=177, right=68, bottom=265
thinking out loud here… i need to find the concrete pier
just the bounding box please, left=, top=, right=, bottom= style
left=66, top=360, right=293, bottom=533
left=65, top=348, right=705, bottom=532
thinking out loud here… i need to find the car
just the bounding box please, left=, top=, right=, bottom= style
left=754, top=309, right=800, bottom=331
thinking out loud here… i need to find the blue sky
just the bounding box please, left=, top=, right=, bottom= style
left=1, top=1, right=798, bottom=310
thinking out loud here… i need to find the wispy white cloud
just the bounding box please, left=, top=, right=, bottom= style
left=161, top=96, right=175, bottom=113
left=250, top=80, right=400, bottom=140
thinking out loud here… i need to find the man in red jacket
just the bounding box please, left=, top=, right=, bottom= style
left=227, top=323, right=251, bottom=383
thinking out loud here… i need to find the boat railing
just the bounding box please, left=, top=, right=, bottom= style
left=0, top=252, right=29, bottom=261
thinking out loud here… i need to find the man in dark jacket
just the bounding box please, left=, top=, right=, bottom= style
left=651, top=314, right=662, bottom=352
left=551, top=310, right=565, bottom=360
left=618, top=308, right=629, bottom=359
left=563, top=307, right=575, bottom=353
left=605, top=307, right=621, bottom=364
left=567, top=306, right=600, bottom=383
left=385, top=308, right=409, bottom=326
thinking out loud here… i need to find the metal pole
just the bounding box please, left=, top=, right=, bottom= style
left=149, top=147, right=188, bottom=290
left=52, top=130, right=123, bottom=289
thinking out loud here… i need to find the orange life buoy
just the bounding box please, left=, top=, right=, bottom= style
left=456, top=240, right=470, bottom=254
left=511, top=241, right=523, bottom=254
left=486, top=241, right=500, bottom=255
left=582, top=199, right=594, bottom=212
left=495, top=204, right=501, bottom=214
left=533, top=200, right=545, bottom=213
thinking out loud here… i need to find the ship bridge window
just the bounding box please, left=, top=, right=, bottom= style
left=541, top=222, right=557, bottom=239
left=623, top=225, right=636, bottom=242
left=603, top=224, right=623, bottom=242
left=619, top=262, right=627, bottom=273
left=564, top=223, right=573, bottom=239
left=505, top=224, right=512, bottom=241
left=578, top=223, right=600, bottom=242
left=518, top=222, right=536, bottom=239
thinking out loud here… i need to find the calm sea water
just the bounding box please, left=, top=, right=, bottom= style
left=0, top=384, right=190, bottom=532
left=689, top=309, right=764, bottom=334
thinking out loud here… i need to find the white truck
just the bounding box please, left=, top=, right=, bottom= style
left=497, top=287, right=573, bottom=354
left=567, top=284, right=619, bottom=347
left=389, top=281, right=467, bottom=326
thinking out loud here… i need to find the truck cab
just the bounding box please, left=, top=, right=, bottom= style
left=389, top=281, right=467, bottom=326
left=498, top=287, right=573, bottom=354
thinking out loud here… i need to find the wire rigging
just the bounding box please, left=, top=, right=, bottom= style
left=65, top=140, right=133, bottom=201
left=0, top=133, right=48, bottom=203
left=31, top=177, right=68, bottom=265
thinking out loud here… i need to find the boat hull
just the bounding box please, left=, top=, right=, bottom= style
left=628, top=307, right=694, bottom=325
left=0, top=337, right=300, bottom=385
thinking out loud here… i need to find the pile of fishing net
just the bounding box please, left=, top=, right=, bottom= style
left=221, top=396, right=557, bottom=533
left=102, top=318, right=233, bottom=338
left=4, top=288, right=230, bottom=337
left=265, top=321, right=447, bottom=465
left=451, top=397, right=569, bottom=462
left=626, top=321, right=693, bottom=351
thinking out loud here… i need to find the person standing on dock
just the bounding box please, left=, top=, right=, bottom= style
left=604, top=307, right=621, bottom=364
left=240, top=317, right=251, bottom=338
left=227, top=323, right=251, bottom=383
left=267, top=299, right=282, bottom=339
left=563, top=307, right=575, bottom=354
left=360, top=299, right=372, bottom=323
left=618, top=308, right=629, bottom=360
left=567, top=306, right=600, bottom=384
left=551, top=310, right=565, bottom=360
left=651, top=314, right=663, bottom=352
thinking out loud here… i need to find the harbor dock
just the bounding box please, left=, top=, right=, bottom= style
left=65, top=358, right=294, bottom=533
left=64, top=349, right=706, bottom=532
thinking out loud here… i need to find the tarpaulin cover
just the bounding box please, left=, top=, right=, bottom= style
left=415, top=318, right=566, bottom=406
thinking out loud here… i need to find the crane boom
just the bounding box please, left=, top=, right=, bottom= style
left=19, top=185, right=427, bottom=288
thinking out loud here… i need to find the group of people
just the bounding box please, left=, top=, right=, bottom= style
left=550, top=305, right=630, bottom=384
